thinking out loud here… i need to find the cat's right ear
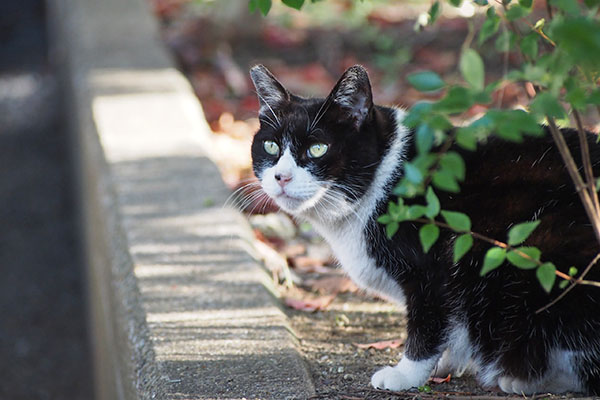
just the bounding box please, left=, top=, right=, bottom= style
left=250, top=65, right=290, bottom=116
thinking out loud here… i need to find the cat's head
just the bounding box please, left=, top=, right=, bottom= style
left=249, top=64, right=395, bottom=221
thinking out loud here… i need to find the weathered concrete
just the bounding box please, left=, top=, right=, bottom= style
left=47, top=0, right=315, bottom=398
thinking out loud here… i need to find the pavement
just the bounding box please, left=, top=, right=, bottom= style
left=47, top=0, right=316, bottom=398
left=0, top=1, right=93, bottom=399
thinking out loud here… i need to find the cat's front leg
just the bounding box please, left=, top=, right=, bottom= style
left=371, top=285, right=447, bottom=391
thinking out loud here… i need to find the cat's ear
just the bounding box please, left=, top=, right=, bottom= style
left=326, top=65, right=373, bottom=130
left=250, top=65, right=290, bottom=115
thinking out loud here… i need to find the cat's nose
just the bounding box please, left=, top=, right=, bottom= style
left=274, top=172, right=292, bottom=187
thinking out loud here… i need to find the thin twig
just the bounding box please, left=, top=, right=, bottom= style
left=536, top=252, right=600, bottom=313
left=546, top=0, right=553, bottom=20
left=546, top=118, right=600, bottom=243
left=573, top=109, right=600, bottom=216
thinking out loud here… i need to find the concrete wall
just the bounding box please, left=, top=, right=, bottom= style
left=47, top=0, right=314, bottom=398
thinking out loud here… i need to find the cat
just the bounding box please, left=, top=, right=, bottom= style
left=249, top=64, right=600, bottom=395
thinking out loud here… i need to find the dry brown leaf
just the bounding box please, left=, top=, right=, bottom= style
left=284, top=295, right=335, bottom=312
left=306, top=275, right=358, bottom=295
left=282, top=243, right=306, bottom=258
left=353, top=339, right=403, bottom=350
left=290, top=256, right=332, bottom=273
left=430, top=374, right=452, bottom=384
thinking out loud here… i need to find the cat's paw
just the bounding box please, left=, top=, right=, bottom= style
left=498, top=376, right=539, bottom=395
left=371, top=358, right=434, bottom=391
left=371, top=366, right=421, bottom=391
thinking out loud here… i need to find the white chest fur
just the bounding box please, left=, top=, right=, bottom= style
left=315, top=220, right=406, bottom=305
left=308, top=108, right=410, bottom=306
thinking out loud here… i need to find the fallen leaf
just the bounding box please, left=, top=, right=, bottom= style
left=353, top=339, right=403, bottom=350
left=282, top=243, right=306, bottom=258
left=305, top=275, right=358, bottom=295
left=430, top=374, right=452, bottom=384
left=284, top=295, right=335, bottom=312
left=290, top=256, right=331, bottom=273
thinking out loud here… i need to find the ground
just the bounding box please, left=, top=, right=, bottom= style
left=150, top=1, right=594, bottom=398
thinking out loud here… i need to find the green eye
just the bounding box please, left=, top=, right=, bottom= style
left=308, top=143, right=329, bottom=158
left=263, top=140, right=279, bottom=156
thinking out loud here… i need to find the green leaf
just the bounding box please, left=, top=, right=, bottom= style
left=460, top=49, right=485, bottom=91
left=428, top=1, right=441, bottom=24
left=495, top=30, right=515, bottom=52
left=425, top=187, right=441, bottom=218
left=506, top=247, right=541, bottom=269
left=566, top=86, right=587, bottom=111
left=433, top=86, right=473, bottom=114
left=589, top=90, right=600, bottom=105
left=481, top=247, right=507, bottom=276
left=386, top=221, right=399, bottom=239
left=282, top=0, right=305, bottom=9
left=449, top=0, right=462, bottom=6
left=486, top=109, right=542, bottom=140
left=552, top=17, right=600, bottom=70
left=433, top=170, right=460, bottom=193
left=536, top=262, right=556, bottom=293
left=416, top=124, right=435, bottom=154
left=559, top=280, right=569, bottom=289
left=440, top=152, right=466, bottom=181
left=569, top=266, right=578, bottom=276
left=404, top=101, right=434, bottom=128
left=551, top=0, right=580, bottom=15
left=404, top=162, right=424, bottom=184
left=456, top=127, right=478, bottom=151
left=507, top=220, right=541, bottom=246
left=250, top=0, right=272, bottom=15
left=407, top=205, right=427, bottom=219
left=407, top=71, right=445, bottom=92
left=419, top=224, right=440, bottom=253
left=393, top=179, right=422, bottom=198
left=530, top=92, right=566, bottom=119
left=518, top=0, right=532, bottom=7
left=441, top=210, right=472, bottom=232
left=377, top=214, right=392, bottom=224
left=505, top=4, right=531, bottom=20
left=520, top=33, right=539, bottom=59
left=453, top=234, right=474, bottom=263
left=479, top=10, right=501, bottom=45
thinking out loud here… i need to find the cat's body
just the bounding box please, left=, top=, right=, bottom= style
left=249, top=64, right=600, bottom=395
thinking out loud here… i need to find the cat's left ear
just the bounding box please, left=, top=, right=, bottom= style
left=250, top=64, right=290, bottom=115
left=327, top=65, right=373, bottom=130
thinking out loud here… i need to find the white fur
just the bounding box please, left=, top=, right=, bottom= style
left=371, top=355, right=439, bottom=391
left=261, top=148, right=327, bottom=213
left=434, top=322, right=475, bottom=378
left=306, top=109, right=410, bottom=304
left=496, top=349, right=583, bottom=394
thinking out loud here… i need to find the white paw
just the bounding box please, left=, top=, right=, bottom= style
left=371, top=357, right=436, bottom=391
left=498, top=376, right=539, bottom=395
left=371, top=366, right=420, bottom=391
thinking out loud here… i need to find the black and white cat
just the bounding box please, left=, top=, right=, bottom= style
left=249, top=64, right=600, bottom=395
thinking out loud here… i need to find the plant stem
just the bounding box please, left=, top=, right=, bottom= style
left=573, top=109, right=600, bottom=216
left=536, top=252, right=600, bottom=313
left=546, top=118, right=600, bottom=244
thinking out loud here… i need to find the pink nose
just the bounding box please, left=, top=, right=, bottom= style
left=275, top=173, right=292, bottom=187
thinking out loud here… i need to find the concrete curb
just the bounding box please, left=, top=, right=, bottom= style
left=47, top=0, right=315, bottom=398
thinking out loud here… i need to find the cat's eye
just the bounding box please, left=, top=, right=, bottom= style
left=308, top=143, right=329, bottom=158
left=263, top=140, right=280, bottom=156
